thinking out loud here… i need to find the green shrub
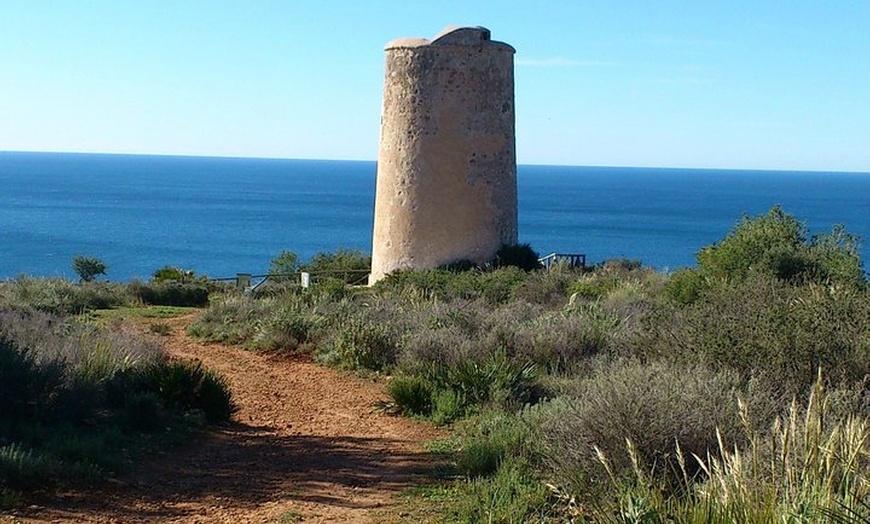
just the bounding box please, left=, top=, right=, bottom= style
left=431, top=388, right=466, bottom=426
left=309, top=277, right=353, bottom=301
left=0, top=444, right=55, bottom=491
left=151, top=265, right=202, bottom=283
left=0, top=337, right=66, bottom=427
left=0, top=277, right=129, bottom=315
left=578, top=377, right=870, bottom=523
left=1, top=311, right=163, bottom=382
left=510, top=269, right=574, bottom=306
left=450, top=462, right=552, bottom=523
left=697, top=206, right=863, bottom=287
left=568, top=273, right=620, bottom=300
left=252, top=304, right=324, bottom=351
left=187, top=295, right=269, bottom=344
left=426, top=351, right=539, bottom=411
left=454, top=409, right=535, bottom=478
left=0, top=486, right=21, bottom=510
left=145, top=360, right=203, bottom=411
left=0, top=313, right=235, bottom=498
left=493, top=243, right=542, bottom=271
left=130, top=281, right=210, bottom=307
left=316, top=320, right=397, bottom=371
left=687, top=378, right=870, bottom=523
left=536, top=359, right=775, bottom=500
left=641, top=276, right=870, bottom=395
left=144, top=360, right=237, bottom=423
left=120, top=391, right=165, bottom=431
left=374, top=269, right=456, bottom=299
left=268, top=250, right=299, bottom=282
left=471, top=267, right=528, bottom=304
left=386, top=375, right=433, bottom=416
left=302, top=249, right=370, bottom=285
left=193, top=368, right=238, bottom=423
left=374, top=266, right=528, bottom=305
left=663, top=267, right=709, bottom=304
left=516, top=311, right=612, bottom=374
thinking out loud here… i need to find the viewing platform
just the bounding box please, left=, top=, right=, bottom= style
left=538, top=253, right=586, bottom=270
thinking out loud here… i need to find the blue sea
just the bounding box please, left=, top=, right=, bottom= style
left=1, top=151, right=869, bottom=281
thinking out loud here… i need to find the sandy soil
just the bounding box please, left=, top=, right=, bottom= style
left=7, top=314, right=444, bottom=523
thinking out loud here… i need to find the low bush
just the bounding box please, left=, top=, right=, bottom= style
left=187, top=295, right=271, bottom=344
left=252, top=303, right=324, bottom=352
left=0, top=310, right=163, bottom=379
left=454, top=409, right=533, bottom=478
left=187, top=364, right=238, bottom=424
left=567, top=377, right=870, bottom=522
left=268, top=250, right=300, bottom=281
left=130, top=281, right=210, bottom=307
left=373, top=269, right=456, bottom=299
left=374, top=266, right=529, bottom=304
left=492, top=243, right=542, bottom=271
left=509, top=269, right=575, bottom=307
left=666, top=207, right=865, bottom=304
left=431, top=388, right=466, bottom=426
left=0, top=444, right=56, bottom=492
left=0, top=337, right=66, bottom=429
left=639, top=276, right=870, bottom=395
left=449, top=462, right=553, bottom=523
left=0, top=310, right=236, bottom=497
left=511, top=309, right=613, bottom=374
left=535, top=359, right=777, bottom=501
left=316, top=319, right=398, bottom=371
left=302, top=249, right=370, bottom=285
left=386, top=375, right=433, bottom=416
left=663, top=266, right=709, bottom=304
left=0, top=277, right=129, bottom=315
left=425, top=351, right=540, bottom=413
left=141, top=360, right=236, bottom=423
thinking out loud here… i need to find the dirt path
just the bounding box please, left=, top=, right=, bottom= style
left=12, top=315, right=444, bottom=523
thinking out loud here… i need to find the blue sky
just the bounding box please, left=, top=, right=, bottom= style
left=2, top=1, right=868, bottom=171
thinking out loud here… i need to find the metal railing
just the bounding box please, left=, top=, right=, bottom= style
left=538, top=252, right=586, bottom=270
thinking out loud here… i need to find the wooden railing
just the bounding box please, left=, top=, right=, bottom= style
left=213, top=270, right=371, bottom=292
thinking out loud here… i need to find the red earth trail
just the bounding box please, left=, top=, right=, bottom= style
left=8, top=314, right=444, bottom=523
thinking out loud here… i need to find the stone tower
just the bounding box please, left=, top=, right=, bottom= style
left=369, top=26, right=517, bottom=283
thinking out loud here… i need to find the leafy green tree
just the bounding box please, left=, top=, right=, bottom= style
left=152, top=266, right=199, bottom=283
left=697, top=206, right=807, bottom=282
left=268, top=251, right=299, bottom=282
left=665, top=207, right=864, bottom=303
left=301, top=249, right=370, bottom=285
left=71, top=256, right=107, bottom=283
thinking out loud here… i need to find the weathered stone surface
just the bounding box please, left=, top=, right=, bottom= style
left=370, top=26, right=517, bottom=283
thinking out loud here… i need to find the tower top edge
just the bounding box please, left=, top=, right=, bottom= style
left=385, top=25, right=515, bottom=52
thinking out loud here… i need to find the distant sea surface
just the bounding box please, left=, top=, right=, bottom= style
left=2, top=151, right=869, bottom=281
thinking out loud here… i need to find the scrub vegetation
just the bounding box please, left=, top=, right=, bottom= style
left=0, top=273, right=234, bottom=508
left=189, top=206, right=870, bottom=522
left=4, top=206, right=869, bottom=523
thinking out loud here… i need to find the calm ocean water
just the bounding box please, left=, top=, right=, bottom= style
left=1, top=151, right=868, bottom=281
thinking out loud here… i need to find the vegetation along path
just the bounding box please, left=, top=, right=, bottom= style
left=13, top=314, right=444, bottom=523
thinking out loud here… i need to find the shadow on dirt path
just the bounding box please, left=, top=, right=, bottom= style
left=9, top=313, right=445, bottom=524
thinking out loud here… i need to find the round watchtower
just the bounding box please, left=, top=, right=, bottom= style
left=369, top=26, right=517, bottom=283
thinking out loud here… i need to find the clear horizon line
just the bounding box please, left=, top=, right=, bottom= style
left=2, top=148, right=868, bottom=176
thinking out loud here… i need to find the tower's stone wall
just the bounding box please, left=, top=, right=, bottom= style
left=369, top=26, right=517, bottom=283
